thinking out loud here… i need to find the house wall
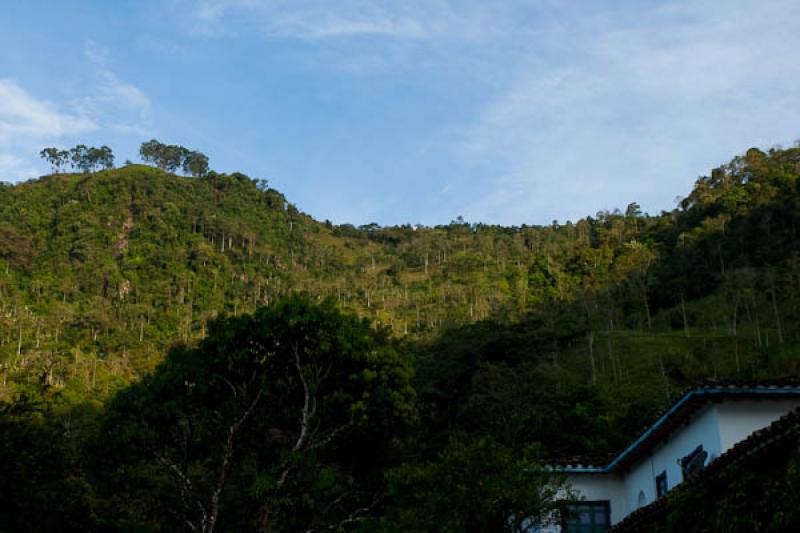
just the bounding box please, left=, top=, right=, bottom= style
left=622, top=405, right=723, bottom=519
left=564, top=473, right=626, bottom=525
left=716, top=398, right=800, bottom=450
left=554, top=395, right=800, bottom=528
left=532, top=474, right=625, bottom=532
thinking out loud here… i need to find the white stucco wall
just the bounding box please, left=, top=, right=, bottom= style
left=559, top=407, right=726, bottom=525
left=550, top=394, right=800, bottom=528
left=564, top=473, right=626, bottom=525
left=637, top=404, right=722, bottom=498
left=618, top=397, right=800, bottom=521
left=716, top=398, right=800, bottom=450
left=532, top=473, right=625, bottom=531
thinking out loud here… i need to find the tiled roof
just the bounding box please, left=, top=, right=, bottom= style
left=610, top=403, right=800, bottom=531
left=545, top=453, right=616, bottom=471
left=554, top=379, right=800, bottom=473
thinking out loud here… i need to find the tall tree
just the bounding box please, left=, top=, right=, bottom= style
left=69, top=144, right=91, bottom=173
left=88, top=145, right=114, bottom=170
left=89, top=295, right=415, bottom=533
left=139, top=139, right=162, bottom=167
left=183, top=150, right=210, bottom=177
left=39, top=147, right=65, bottom=172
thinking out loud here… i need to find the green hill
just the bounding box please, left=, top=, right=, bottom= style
left=2, top=143, right=800, bottom=531
left=2, top=145, right=800, bottom=405
left=1, top=163, right=589, bottom=397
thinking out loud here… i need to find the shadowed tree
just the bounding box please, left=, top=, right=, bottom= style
left=88, top=295, right=415, bottom=533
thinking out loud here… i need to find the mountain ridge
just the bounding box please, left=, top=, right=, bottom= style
left=1, top=143, right=800, bottom=403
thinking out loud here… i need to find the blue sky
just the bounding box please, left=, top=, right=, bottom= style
left=1, top=0, right=799, bottom=226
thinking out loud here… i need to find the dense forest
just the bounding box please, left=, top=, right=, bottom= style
left=1, top=141, right=800, bottom=531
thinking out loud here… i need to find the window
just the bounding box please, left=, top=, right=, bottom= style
left=637, top=490, right=647, bottom=508
left=656, top=471, right=668, bottom=498
left=563, top=501, right=610, bottom=532
left=679, top=444, right=708, bottom=479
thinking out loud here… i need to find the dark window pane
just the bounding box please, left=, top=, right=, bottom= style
left=656, top=471, right=668, bottom=498
left=564, top=501, right=610, bottom=532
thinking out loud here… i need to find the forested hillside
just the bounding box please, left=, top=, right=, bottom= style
left=2, top=142, right=800, bottom=531
left=2, top=145, right=800, bottom=400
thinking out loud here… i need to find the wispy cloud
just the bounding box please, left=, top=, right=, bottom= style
left=173, top=0, right=800, bottom=225
left=454, top=0, right=800, bottom=224
left=186, top=0, right=528, bottom=41
left=81, top=41, right=152, bottom=134
left=0, top=153, right=45, bottom=182
left=8, top=0, right=794, bottom=225
left=0, top=78, right=97, bottom=141
left=0, top=78, right=97, bottom=179
left=0, top=42, right=153, bottom=180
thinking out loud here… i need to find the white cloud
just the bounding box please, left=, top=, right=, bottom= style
left=454, top=0, right=800, bottom=224
left=186, top=0, right=528, bottom=41
left=83, top=40, right=112, bottom=67
left=83, top=41, right=152, bottom=132
left=175, top=0, right=800, bottom=225
left=0, top=43, right=153, bottom=181
left=0, top=78, right=97, bottom=142
left=0, top=152, right=42, bottom=181
left=0, top=78, right=98, bottom=180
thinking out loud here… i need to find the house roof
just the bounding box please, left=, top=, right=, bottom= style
left=555, top=379, right=800, bottom=474
left=610, top=403, right=800, bottom=531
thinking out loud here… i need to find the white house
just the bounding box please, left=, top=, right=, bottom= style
left=544, top=381, right=800, bottom=532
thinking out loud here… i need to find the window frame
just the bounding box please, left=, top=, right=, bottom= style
left=656, top=470, right=668, bottom=498
left=562, top=500, right=611, bottom=532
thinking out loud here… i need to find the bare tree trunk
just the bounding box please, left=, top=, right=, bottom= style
left=643, top=288, right=652, bottom=329
left=587, top=331, right=596, bottom=385
left=606, top=317, right=617, bottom=383
left=204, top=388, right=263, bottom=533
left=770, top=275, right=784, bottom=344
left=680, top=292, right=690, bottom=338
left=749, top=294, right=762, bottom=348
left=730, top=291, right=740, bottom=336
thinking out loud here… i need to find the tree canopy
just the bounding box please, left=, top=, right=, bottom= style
left=39, top=144, right=114, bottom=173
left=3, top=141, right=800, bottom=531
left=140, top=139, right=209, bottom=176
left=88, top=295, right=416, bottom=532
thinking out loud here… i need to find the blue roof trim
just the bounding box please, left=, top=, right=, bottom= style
left=557, top=386, right=800, bottom=474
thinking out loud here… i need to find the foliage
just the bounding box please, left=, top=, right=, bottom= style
left=88, top=295, right=415, bottom=532
left=373, top=437, right=560, bottom=533
left=659, top=439, right=800, bottom=532
left=2, top=142, right=800, bottom=530
left=140, top=139, right=209, bottom=176
left=0, top=395, right=97, bottom=532
left=40, top=144, right=113, bottom=173
left=183, top=150, right=210, bottom=177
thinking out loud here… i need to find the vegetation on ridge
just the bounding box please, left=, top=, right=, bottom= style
left=1, top=141, right=800, bottom=530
